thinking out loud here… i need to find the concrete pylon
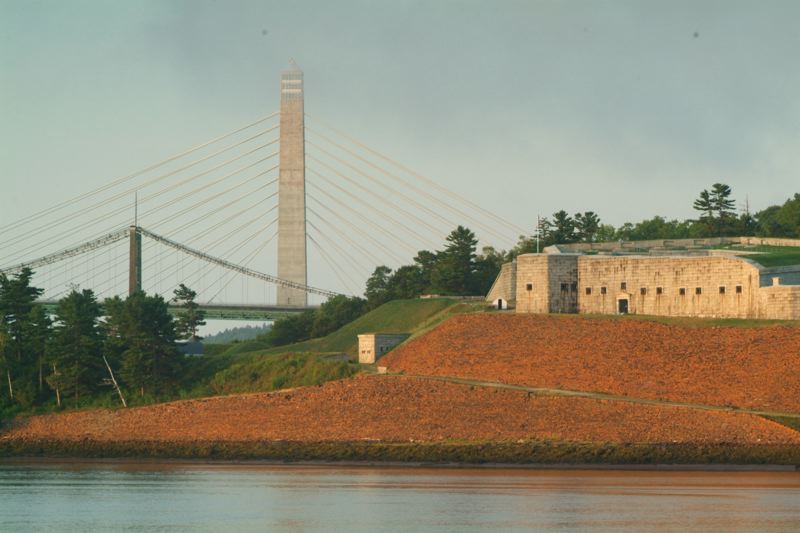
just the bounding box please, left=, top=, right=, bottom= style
left=128, top=225, right=141, bottom=295
left=276, top=60, right=308, bottom=306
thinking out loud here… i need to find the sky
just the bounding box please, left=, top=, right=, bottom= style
left=2, top=0, right=800, bottom=298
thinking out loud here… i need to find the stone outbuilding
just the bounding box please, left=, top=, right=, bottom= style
left=357, top=333, right=410, bottom=364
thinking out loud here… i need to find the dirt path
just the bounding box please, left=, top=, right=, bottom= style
left=380, top=314, right=800, bottom=413
left=5, top=375, right=800, bottom=445
left=392, top=372, right=800, bottom=420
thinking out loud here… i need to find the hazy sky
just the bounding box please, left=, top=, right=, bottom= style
left=2, top=0, right=799, bottom=295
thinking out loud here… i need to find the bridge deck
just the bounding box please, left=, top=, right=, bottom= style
left=37, top=301, right=317, bottom=321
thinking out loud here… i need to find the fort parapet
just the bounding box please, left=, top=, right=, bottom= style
left=490, top=253, right=800, bottom=320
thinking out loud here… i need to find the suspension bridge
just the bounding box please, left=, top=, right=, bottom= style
left=0, top=61, right=527, bottom=319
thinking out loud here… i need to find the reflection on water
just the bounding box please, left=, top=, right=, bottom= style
left=1, top=462, right=799, bottom=532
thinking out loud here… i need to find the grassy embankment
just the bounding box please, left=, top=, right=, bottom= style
left=0, top=299, right=479, bottom=424
left=723, top=244, right=800, bottom=267
left=3, top=439, right=800, bottom=466
left=579, top=313, right=799, bottom=328
left=184, top=298, right=481, bottom=396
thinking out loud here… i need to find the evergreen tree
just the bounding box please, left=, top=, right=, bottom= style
left=0, top=268, right=44, bottom=404
left=263, top=310, right=316, bottom=347
left=694, top=183, right=736, bottom=236
left=710, top=183, right=736, bottom=218
left=473, top=246, right=507, bottom=294
left=47, top=289, right=103, bottom=406
left=0, top=319, right=9, bottom=403
left=756, top=193, right=800, bottom=237
left=550, top=211, right=576, bottom=244
left=574, top=211, right=601, bottom=242
left=430, top=226, right=478, bottom=295
left=413, top=250, right=438, bottom=291
left=693, top=189, right=714, bottom=223
left=365, top=266, right=393, bottom=309
left=387, top=264, right=426, bottom=299
left=105, top=292, right=181, bottom=398
left=537, top=217, right=553, bottom=248
left=25, top=305, right=51, bottom=399
left=310, top=295, right=366, bottom=338
left=173, top=284, right=206, bottom=340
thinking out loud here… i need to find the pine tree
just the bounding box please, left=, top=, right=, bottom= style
left=105, top=292, right=180, bottom=398
left=430, top=226, right=478, bottom=295
left=365, top=266, right=393, bottom=309
left=173, top=284, right=206, bottom=340
left=575, top=211, right=601, bottom=242
left=0, top=268, right=44, bottom=404
left=550, top=211, right=576, bottom=244
left=25, top=305, right=51, bottom=398
left=46, top=289, right=103, bottom=406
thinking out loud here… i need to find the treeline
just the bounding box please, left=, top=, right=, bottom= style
left=203, top=324, right=272, bottom=344
left=512, top=186, right=800, bottom=253
left=0, top=272, right=205, bottom=414
left=255, top=294, right=367, bottom=347
left=261, top=225, right=503, bottom=345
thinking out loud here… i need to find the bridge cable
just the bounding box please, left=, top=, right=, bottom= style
left=136, top=176, right=279, bottom=261
left=0, top=127, right=280, bottom=251
left=305, top=155, right=444, bottom=237
left=143, top=155, right=279, bottom=229
left=145, top=165, right=278, bottom=231
left=157, top=213, right=279, bottom=299
left=306, top=233, right=359, bottom=296
left=307, top=168, right=439, bottom=250
left=305, top=216, right=381, bottom=279
left=305, top=113, right=528, bottom=236
left=206, top=229, right=279, bottom=304
left=0, top=112, right=279, bottom=233
left=307, top=126, right=515, bottom=245
left=306, top=178, right=424, bottom=256
left=137, top=228, right=339, bottom=298
left=307, top=140, right=459, bottom=231
left=91, top=184, right=280, bottom=295
left=305, top=195, right=406, bottom=265
left=0, top=138, right=280, bottom=265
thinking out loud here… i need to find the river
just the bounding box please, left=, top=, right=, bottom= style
left=1, top=463, right=799, bottom=531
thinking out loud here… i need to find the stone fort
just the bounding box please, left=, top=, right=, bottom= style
left=487, top=237, right=800, bottom=320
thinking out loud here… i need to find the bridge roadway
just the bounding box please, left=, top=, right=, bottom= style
left=37, top=301, right=317, bottom=321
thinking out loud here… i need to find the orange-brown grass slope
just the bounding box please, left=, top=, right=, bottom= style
left=2, top=375, right=799, bottom=445
left=381, top=314, right=800, bottom=413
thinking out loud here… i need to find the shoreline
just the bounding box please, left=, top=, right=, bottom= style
left=2, top=439, right=799, bottom=470
left=0, top=455, right=797, bottom=472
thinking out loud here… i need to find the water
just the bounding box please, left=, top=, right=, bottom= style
left=1, top=463, right=799, bottom=532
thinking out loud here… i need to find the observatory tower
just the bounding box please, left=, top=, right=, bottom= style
left=276, top=60, right=308, bottom=306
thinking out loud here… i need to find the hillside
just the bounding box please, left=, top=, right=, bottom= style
left=227, top=298, right=475, bottom=358
left=5, top=375, right=798, bottom=446
left=181, top=298, right=478, bottom=395
left=6, top=310, right=800, bottom=464
left=381, top=314, right=800, bottom=413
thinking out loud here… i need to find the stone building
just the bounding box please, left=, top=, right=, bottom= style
left=357, top=333, right=410, bottom=364
left=488, top=253, right=800, bottom=320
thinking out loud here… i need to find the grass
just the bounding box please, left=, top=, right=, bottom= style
left=206, top=352, right=357, bottom=395
left=744, top=251, right=800, bottom=267
left=180, top=298, right=483, bottom=397
left=765, top=415, right=800, bottom=433
left=237, top=298, right=476, bottom=358
left=3, top=439, right=800, bottom=465
left=706, top=244, right=800, bottom=267
left=578, top=312, right=800, bottom=328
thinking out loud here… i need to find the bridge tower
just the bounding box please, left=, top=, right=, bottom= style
left=128, top=225, right=141, bottom=295
left=276, top=60, right=308, bottom=306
